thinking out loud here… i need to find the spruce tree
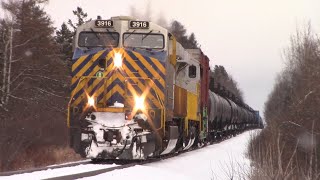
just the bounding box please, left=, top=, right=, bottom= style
left=169, top=20, right=189, bottom=47
left=187, top=33, right=198, bottom=48
left=68, top=7, right=90, bottom=33
left=55, top=22, right=73, bottom=62
left=55, top=7, right=90, bottom=63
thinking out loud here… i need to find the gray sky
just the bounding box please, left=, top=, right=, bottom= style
left=44, top=0, right=319, bottom=116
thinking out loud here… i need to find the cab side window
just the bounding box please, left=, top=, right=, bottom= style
left=189, top=65, right=197, bottom=78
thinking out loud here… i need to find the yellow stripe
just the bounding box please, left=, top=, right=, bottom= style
left=150, top=56, right=166, bottom=74
left=95, top=72, right=125, bottom=105
left=123, top=64, right=161, bottom=108
left=70, top=66, right=100, bottom=98
left=72, top=55, right=88, bottom=72
left=133, top=52, right=165, bottom=87
left=71, top=51, right=104, bottom=85
left=102, top=84, right=125, bottom=102
left=70, top=49, right=165, bottom=108
left=71, top=52, right=114, bottom=106
left=169, top=35, right=177, bottom=66
left=123, top=51, right=164, bottom=100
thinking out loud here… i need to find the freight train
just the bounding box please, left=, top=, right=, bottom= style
left=68, top=16, right=263, bottom=160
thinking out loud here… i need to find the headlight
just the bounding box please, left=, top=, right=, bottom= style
left=134, top=96, right=145, bottom=110
left=114, top=52, right=122, bottom=68
left=88, top=96, right=95, bottom=107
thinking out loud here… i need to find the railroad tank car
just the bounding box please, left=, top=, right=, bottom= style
left=67, top=16, right=262, bottom=160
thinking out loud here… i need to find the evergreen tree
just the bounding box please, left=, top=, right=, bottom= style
left=211, top=65, right=244, bottom=103
left=68, top=7, right=90, bottom=33
left=169, top=20, right=188, bottom=46
left=0, top=0, right=71, bottom=171
left=55, top=7, right=90, bottom=63
left=55, top=22, right=73, bottom=62
left=187, top=33, right=198, bottom=48
left=169, top=20, right=199, bottom=49
left=15, top=0, right=56, bottom=57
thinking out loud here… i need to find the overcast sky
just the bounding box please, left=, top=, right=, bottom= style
left=43, top=0, right=319, bottom=116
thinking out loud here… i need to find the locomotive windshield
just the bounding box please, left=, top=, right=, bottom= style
left=78, top=31, right=119, bottom=47
left=123, top=33, right=164, bottom=49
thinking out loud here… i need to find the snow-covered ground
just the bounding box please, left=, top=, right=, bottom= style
left=1, top=164, right=118, bottom=180
left=83, top=130, right=260, bottom=180
left=1, top=130, right=259, bottom=180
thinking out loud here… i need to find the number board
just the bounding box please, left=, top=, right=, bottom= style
left=95, top=20, right=113, bottom=28
left=129, top=21, right=149, bottom=29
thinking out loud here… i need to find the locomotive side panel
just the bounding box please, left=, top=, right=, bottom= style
left=173, top=85, right=187, bottom=117
left=186, top=89, right=199, bottom=121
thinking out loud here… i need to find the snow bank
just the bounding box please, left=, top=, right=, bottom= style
left=83, top=130, right=260, bottom=180
left=1, top=164, right=118, bottom=180
left=82, top=165, right=193, bottom=180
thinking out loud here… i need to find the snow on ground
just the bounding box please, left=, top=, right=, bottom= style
left=46, top=159, right=91, bottom=167
left=1, top=164, right=118, bottom=180
left=1, top=130, right=259, bottom=180
left=84, top=130, right=260, bottom=180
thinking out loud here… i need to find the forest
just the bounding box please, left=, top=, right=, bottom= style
left=0, top=0, right=243, bottom=171
left=248, top=26, right=320, bottom=179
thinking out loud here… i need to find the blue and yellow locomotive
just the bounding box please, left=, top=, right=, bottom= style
left=68, top=16, right=263, bottom=160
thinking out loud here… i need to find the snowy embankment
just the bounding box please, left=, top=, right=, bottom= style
left=84, top=130, right=260, bottom=180
left=1, top=164, right=118, bottom=180
left=2, top=130, right=259, bottom=180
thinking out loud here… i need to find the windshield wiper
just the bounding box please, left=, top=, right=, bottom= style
left=106, top=28, right=115, bottom=40
left=142, top=30, right=153, bottom=40
left=124, top=30, right=136, bottom=41
left=90, top=28, right=100, bottom=40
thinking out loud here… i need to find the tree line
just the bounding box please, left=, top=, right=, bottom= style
left=0, top=0, right=78, bottom=171
left=210, top=65, right=244, bottom=103
left=0, top=0, right=245, bottom=171
left=248, top=26, right=320, bottom=179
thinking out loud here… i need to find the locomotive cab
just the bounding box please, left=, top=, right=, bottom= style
left=72, top=16, right=168, bottom=59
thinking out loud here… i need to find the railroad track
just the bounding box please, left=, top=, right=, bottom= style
left=43, top=153, right=182, bottom=180
left=44, top=133, right=244, bottom=179
left=0, top=130, right=251, bottom=179
left=0, top=148, right=191, bottom=179
left=0, top=160, right=92, bottom=177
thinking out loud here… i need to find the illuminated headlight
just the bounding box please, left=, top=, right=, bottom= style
left=134, top=96, right=145, bottom=110
left=114, top=52, right=122, bottom=68
left=88, top=96, right=95, bottom=107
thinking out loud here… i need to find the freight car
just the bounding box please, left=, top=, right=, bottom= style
left=67, top=16, right=262, bottom=160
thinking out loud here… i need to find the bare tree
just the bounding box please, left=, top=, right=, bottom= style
left=248, top=24, right=320, bottom=179
left=0, top=0, right=77, bottom=171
